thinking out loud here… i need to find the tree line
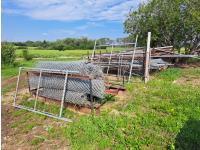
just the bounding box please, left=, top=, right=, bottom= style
left=2, top=37, right=131, bottom=51
left=124, top=0, right=200, bottom=54
left=1, top=37, right=132, bottom=65
left=8, top=37, right=95, bottom=50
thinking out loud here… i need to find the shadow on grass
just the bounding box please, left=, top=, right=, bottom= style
left=175, top=119, right=200, bottom=150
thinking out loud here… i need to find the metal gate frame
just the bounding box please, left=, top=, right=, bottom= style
left=13, top=67, right=82, bottom=122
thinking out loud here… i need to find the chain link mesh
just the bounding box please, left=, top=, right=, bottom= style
left=28, top=61, right=105, bottom=106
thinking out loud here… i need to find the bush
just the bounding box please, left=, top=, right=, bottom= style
left=1, top=44, right=16, bottom=65
left=22, top=49, right=33, bottom=61
left=17, top=46, right=28, bottom=49
left=100, top=94, right=115, bottom=104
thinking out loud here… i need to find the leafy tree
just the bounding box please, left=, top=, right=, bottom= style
left=1, top=44, right=16, bottom=65
left=2, top=37, right=105, bottom=50
left=41, top=40, right=48, bottom=48
left=124, top=0, right=200, bottom=53
left=97, top=38, right=111, bottom=45
left=25, top=40, right=35, bottom=47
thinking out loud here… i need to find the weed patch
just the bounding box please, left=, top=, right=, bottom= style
left=31, top=136, right=45, bottom=145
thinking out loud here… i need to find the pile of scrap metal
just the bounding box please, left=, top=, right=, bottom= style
left=89, top=45, right=198, bottom=74
left=191, top=48, right=200, bottom=56
left=28, top=62, right=105, bottom=107
left=151, top=46, right=198, bottom=59
left=88, top=44, right=197, bottom=85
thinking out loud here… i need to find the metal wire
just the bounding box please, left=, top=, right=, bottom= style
left=28, top=62, right=105, bottom=106
left=36, top=61, right=104, bottom=79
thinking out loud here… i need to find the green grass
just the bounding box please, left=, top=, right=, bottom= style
left=31, top=136, right=45, bottom=145
left=16, top=47, right=123, bottom=58
left=9, top=67, right=200, bottom=149
left=16, top=49, right=89, bottom=58
left=1, top=82, right=16, bottom=94
left=19, top=95, right=76, bottom=119
left=2, top=60, right=36, bottom=80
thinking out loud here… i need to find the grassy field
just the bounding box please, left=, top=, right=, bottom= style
left=16, top=47, right=122, bottom=58
left=16, top=49, right=90, bottom=58
left=2, top=67, right=200, bottom=149
left=2, top=47, right=123, bottom=80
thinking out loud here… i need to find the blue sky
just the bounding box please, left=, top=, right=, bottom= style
left=2, top=0, right=144, bottom=41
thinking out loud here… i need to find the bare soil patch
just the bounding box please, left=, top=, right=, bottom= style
left=101, top=90, right=130, bottom=112
left=1, top=76, right=18, bottom=88
left=2, top=73, right=26, bottom=88
left=174, top=76, right=200, bottom=87
left=175, top=62, right=200, bottom=68
left=1, top=90, right=69, bottom=149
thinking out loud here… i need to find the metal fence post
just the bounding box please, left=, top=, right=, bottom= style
left=34, top=69, right=42, bottom=110
left=59, top=72, right=68, bottom=117
left=128, top=35, right=138, bottom=82
left=13, top=67, right=22, bottom=107
left=91, top=40, right=97, bottom=61
left=144, top=32, right=151, bottom=83
left=106, top=44, right=114, bottom=75
left=89, top=79, right=94, bottom=114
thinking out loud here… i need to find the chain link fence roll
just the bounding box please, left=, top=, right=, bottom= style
left=28, top=61, right=105, bottom=106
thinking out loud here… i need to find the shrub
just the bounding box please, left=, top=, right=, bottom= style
left=17, top=46, right=28, bottom=49
left=22, top=49, right=33, bottom=61
left=1, top=44, right=16, bottom=65
left=100, top=94, right=115, bottom=104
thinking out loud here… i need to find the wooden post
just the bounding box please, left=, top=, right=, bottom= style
left=144, top=32, right=151, bottom=83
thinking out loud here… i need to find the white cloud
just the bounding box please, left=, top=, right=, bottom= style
left=3, top=0, right=144, bottom=21
left=43, top=21, right=104, bottom=38
left=76, top=22, right=105, bottom=30
left=42, top=32, right=48, bottom=36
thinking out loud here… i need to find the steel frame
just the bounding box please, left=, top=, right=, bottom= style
left=128, top=35, right=138, bottom=82
left=13, top=67, right=80, bottom=122
left=91, top=36, right=139, bottom=83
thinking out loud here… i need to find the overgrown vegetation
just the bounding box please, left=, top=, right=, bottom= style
left=100, top=94, right=115, bottom=104
left=22, top=49, right=33, bottom=61
left=7, top=67, right=200, bottom=149
left=1, top=44, right=16, bottom=65
left=124, top=0, right=200, bottom=53
left=1, top=60, right=36, bottom=80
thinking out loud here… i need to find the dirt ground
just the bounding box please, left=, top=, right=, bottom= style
left=1, top=88, right=70, bottom=149
left=1, top=112, right=69, bottom=149
left=175, top=62, right=200, bottom=68
left=2, top=76, right=18, bottom=88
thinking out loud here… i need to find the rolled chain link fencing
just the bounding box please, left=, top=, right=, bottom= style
left=28, top=61, right=105, bottom=106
